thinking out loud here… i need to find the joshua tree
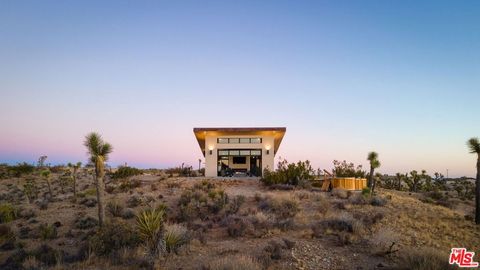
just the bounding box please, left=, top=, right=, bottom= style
left=467, top=137, right=480, bottom=224
left=394, top=173, right=403, bottom=190
left=40, top=170, right=53, bottom=199
left=37, top=156, right=48, bottom=169
left=68, top=162, right=82, bottom=200
left=367, top=152, right=381, bottom=192
left=84, top=132, right=113, bottom=227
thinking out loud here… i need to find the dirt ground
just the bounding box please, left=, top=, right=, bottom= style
left=0, top=172, right=478, bottom=269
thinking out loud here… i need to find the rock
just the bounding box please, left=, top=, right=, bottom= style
left=53, top=221, right=62, bottom=227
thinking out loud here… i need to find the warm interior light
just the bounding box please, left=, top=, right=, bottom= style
left=208, top=145, right=214, bottom=151
left=265, top=145, right=271, bottom=150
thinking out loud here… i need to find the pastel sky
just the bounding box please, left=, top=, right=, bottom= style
left=1, top=1, right=479, bottom=177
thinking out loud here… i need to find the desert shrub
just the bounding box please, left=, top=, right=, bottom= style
left=75, top=216, right=99, bottom=229
left=208, top=255, right=262, bottom=270
left=313, top=193, right=331, bottom=215
left=261, top=159, right=315, bottom=186
left=165, top=165, right=195, bottom=177
left=223, top=215, right=254, bottom=237
left=258, top=195, right=299, bottom=219
left=226, top=195, right=245, bottom=215
left=122, top=208, right=136, bottom=219
left=0, top=203, right=17, bottom=223
left=370, top=196, right=387, bottom=206
left=48, top=165, right=65, bottom=173
left=23, top=179, right=39, bottom=203
left=112, top=166, right=142, bottom=179
left=89, top=221, right=140, bottom=256
left=361, top=187, right=371, bottom=196
left=136, top=207, right=165, bottom=255
left=398, top=248, right=453, bottom=270
left=119, top=178, right=142, bottom=192
left=127, top=195, right=142, bottom=208
left=9, top=162, right=35, bottom=177
left=31, top=244, right=58, bottom=266
left=107, top=200, right=124, bottom=217
left=349, top=193, right=367, bottom=205
left=370, top=228, right=398, bottom=256
left=311, top=213, right=364, bottom=245
left=163, top=224, right=190, bottom=254
left=332, top=188, right=348, bottom=199
left=177, top=184, right=229, bottom=222
left=262, top=239, right=295, bottom=261
left=0, top=224, right=16, bottom=250
left=39, top=223, right=57, bottom=240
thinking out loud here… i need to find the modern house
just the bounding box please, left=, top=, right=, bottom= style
left=193, top=127, right=286, bottom=177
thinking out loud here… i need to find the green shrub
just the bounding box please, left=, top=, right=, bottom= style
left=361, top=187, right=371, bottom=196
left=89, top=221, right=140, bottom=256
left=163, top=224, right=190, bottom=254
left=119, top=178, right=142, bottom=191
left=333, top=160, right=366, bottom=178
left=261, top=159, right=315, bottom=186
left=0, top=203, right=17, bottom=223
left=39, top=223, right=57, bottom=240
left=107, top=200, right=124, bottom=217
left=112, top=166, right=142, bottom=179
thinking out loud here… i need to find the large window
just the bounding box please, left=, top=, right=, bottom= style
left=217, top=137, right=262, bottom=144
left=233, top=156, right=247, bottom=164
left=217, top=149, right=262, bottom=156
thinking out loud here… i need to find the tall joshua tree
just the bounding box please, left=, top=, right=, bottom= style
left=68, top=162, right=82, bottom=201
left=84, top=132, right=112, bottom=227
left=467, top=137, right=480, bottom=224
left=40, top=169, right=53, bottom=199
left=367, top=152, right=381, bottom=192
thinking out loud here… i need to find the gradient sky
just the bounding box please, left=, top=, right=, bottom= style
left=1, top=1, right=479, bottom=177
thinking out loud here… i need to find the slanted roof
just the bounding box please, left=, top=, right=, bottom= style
left=193, top=127, right=286, bottom=157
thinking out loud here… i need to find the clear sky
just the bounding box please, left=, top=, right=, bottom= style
left=0, top=1, right=479, bottom=177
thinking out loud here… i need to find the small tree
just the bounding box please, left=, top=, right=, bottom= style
left=84, top=132, right=113, bottom=227
left=68, top=162, right=82, bottom=200
left=467, top=137, right=480, bottom=224
left=367, top=152, right=381, bottom=193
left=394, top=173, right=403, bottom=190
left=37, top=156, right=48, bottom=169
left=40, top=170, right=53, bottom=199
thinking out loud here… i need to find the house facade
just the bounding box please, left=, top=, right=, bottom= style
left=193, top=127, right=286, bottom=177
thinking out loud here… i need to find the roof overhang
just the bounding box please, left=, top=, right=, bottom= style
left=193, top=127, right=286, bottom=157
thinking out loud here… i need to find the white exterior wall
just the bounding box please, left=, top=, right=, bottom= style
left=204, top=134, right=275, bottom=177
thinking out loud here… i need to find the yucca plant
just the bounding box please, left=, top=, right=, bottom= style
left=163, top=224, right=190, bottom=254
left=40, top=170, right=53, bottom=199
left=84, top=132, right=112, bottom=227
left=136, top=207, right=166, bottom=256
left=467, top=137, right=480, bottom=224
